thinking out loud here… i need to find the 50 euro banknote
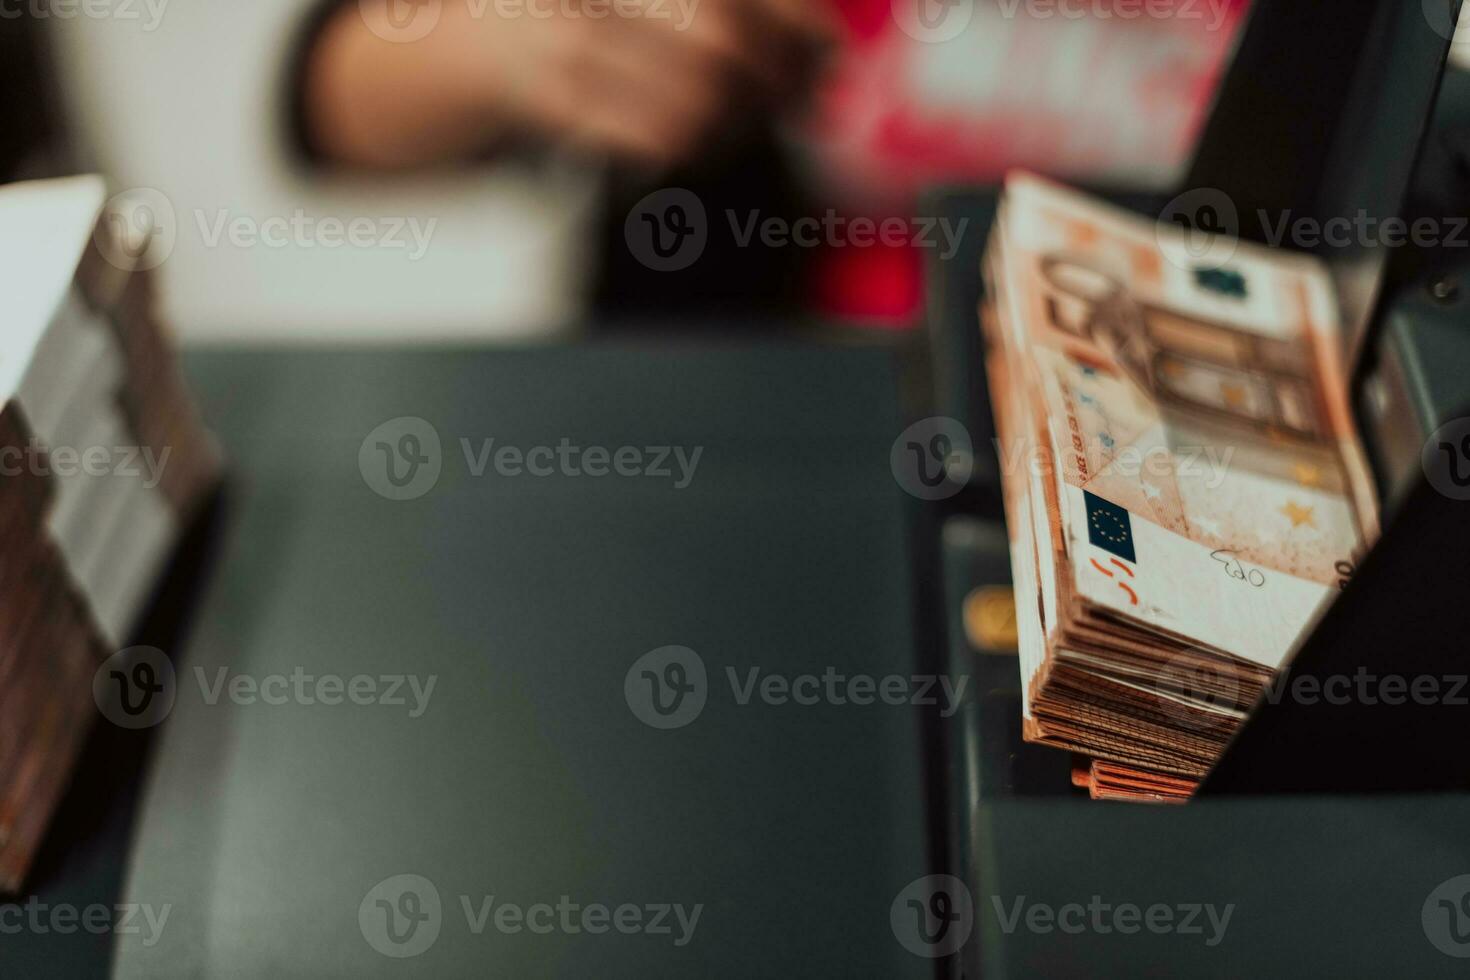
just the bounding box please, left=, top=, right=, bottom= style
left=989, top=173, right=1378, bottom=670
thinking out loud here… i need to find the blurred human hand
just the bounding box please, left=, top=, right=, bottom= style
left=306, top=0, right=836, bottom=169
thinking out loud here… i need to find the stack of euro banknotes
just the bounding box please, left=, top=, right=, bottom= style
left=982, top=174, right=1377, bottom=802
left=0, top=176, right=219, bottom=886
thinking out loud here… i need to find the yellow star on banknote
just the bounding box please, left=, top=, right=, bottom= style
left=1292, top=462, right=1322, bottom=487
left=1281, top=500, right=1316, bottom=529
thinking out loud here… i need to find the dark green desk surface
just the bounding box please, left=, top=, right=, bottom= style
left=12, top=339, right=1470, bottom=979
left=106, top=341, right=935, bottom=978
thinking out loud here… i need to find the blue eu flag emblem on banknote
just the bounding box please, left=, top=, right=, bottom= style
left=1085, top=491, right=1136, bottom=564
left=1193, top=266, right=1248, bottom=300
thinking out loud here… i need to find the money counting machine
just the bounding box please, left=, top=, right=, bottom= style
left=918, top=1, right=1470, bottom=975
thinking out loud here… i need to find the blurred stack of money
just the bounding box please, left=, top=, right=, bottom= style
left=0, top=175, right=220, bottom=887
left=981, top=173, right=1376, bottom=802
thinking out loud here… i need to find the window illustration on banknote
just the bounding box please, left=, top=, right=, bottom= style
left=1038, top=254, right=1325, bottom=445
left=1031, top=249, right=1350, bottom=496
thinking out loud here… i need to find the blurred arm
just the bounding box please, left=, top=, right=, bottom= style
left=300, top=1, right=512, bottom=169
left=300, top=0, right=836, bottom=170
